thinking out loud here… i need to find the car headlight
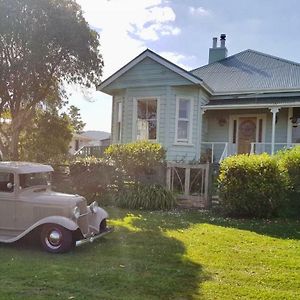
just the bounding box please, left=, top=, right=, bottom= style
left=73, top=206, right=80, bottom=219
left=89, top=201, right=98, bottom=213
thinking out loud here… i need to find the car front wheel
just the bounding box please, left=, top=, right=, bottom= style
left=40, top=224, right=75, bottom=253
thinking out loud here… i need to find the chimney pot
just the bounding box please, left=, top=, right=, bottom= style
left=212, top=37, right=217, bottom=48
left=220, top=34, right=226, bottom=48
left=208, top=34, right=228, bottom=64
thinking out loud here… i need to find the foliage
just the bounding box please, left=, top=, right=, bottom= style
left=105, top=141, right=166, bottom=184
left=115, top=183, right=176, bottom=210
left=0, top=0, right=103, bottom=159
left=19, top=110, right=73, bottom=163
left=67, top=105, right=86, bottom=134
left=69, top=157, right=118, bottom=202
left=275, top=146, right=300, bottom=216
left=19, top=104, right=84, bottom=164
left=218, top=153, right=287, bottom=218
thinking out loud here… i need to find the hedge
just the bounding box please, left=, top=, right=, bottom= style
left=218, top=153, right=288, bottom=218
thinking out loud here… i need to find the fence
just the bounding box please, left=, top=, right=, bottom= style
left=166, top=162, right=213, bottom=208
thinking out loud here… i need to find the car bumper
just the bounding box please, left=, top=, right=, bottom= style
left=76, top=227, right=114, bottom=247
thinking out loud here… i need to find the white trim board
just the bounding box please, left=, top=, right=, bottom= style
left=174, top=96, right=194, bottom=145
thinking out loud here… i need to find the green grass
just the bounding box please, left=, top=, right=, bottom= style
left=0, top=208, right=299, bottom=299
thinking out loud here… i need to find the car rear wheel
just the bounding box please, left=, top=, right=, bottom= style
left=40, top=224, right=75, bottom=253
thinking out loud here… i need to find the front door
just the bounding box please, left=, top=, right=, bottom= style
left=237, top=117, right=257, bottom=154
left=230, top=114, right=265, bottom=155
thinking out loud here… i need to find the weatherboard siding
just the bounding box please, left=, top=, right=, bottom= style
left=165, top=86, right=207, bottom=161
left=110, top=84, right=210, bottom=162
left=106, top=57, right=192, bottom=91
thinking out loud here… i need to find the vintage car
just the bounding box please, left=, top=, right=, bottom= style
left=0, top=161, right=112, bottom=253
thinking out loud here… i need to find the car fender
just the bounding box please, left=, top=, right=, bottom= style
left=88, top=207, right=108, bottom=232
left=1, top=216, right=79, bottom=243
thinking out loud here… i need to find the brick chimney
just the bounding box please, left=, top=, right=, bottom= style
left=208, top=34, right=228, bottom=64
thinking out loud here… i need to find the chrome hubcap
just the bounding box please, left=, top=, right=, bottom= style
left=46, top=229, right=62, bottom=249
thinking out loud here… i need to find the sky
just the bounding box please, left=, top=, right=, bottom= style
left=71, top=0, right=300, bottom=133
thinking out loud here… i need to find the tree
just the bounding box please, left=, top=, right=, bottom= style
left=67, top=105, right=85, bottom=134
left=0, top=0, right=103, bottom=159
left=19, top=107, right=78, bottom=163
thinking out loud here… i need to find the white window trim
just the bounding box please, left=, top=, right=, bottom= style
left=175, top=97, right=193, bottom=144
left=132, top=97, right=160, bottom=142
left=116, top=101, right=122, bottom=143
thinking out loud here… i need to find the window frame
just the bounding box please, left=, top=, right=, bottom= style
left=116, top=101, right=122, bottom=143
left=133, top=97, right=160, bottom=142
left=0, top=172, right=15, bottom=193
left=175, top=97, right=193, bottom=144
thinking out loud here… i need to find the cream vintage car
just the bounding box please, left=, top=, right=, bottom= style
left=0, top=161, right=112, bottom=253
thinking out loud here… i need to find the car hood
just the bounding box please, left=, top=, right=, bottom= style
left=20, top=189, right=86, bottom=207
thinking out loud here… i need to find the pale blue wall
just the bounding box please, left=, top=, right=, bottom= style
left=108, top=57, right=209, bottom=162
left=107, top=57, right=192, bottom=91
left=108, top=56, right=291, bottom=162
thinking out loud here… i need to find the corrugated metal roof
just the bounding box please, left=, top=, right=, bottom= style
left=191, top=50, right=300, bottom=94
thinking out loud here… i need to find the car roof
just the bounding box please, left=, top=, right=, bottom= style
left=0, top=162, right=54, bottom=173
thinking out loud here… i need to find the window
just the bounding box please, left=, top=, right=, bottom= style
left=116, top=102, right=122, bottom=142
left=19, top=172, right=51, bottom=189
left=137, top=99, right=157, bottom=140
left=0, top=172, right=14, bottom=193
left=176, top=98, right=192, bottom=143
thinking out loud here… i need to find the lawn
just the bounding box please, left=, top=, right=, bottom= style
left=0, top=207, right=299, bottom=299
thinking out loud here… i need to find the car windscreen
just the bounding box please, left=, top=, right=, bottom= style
left=19, top=172, right=51, bottom=189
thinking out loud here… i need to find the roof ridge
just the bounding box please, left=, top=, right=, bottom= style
left=190, top=49, right=251, bottom=72
left=244, top=49, right=300, bottom=67
left=191, top=49, right=300, bottom=73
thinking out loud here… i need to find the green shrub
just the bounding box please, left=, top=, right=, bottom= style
left=276, top=146, right=300, bottom=216
left=115, top=183, right=176, bottom=210
left=218, top=153, right=287, bottom=218
left=69, top=157, right=118, bottom=203
left=105, top=141, right=166, bottom=185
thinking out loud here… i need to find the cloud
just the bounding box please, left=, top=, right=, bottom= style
left=129, top=5, right=181, bottom=41
left=76, top=0, right=180, bottom=76
left=70, top=0, right=181, bottom=131
left=159, top=51, right=195, bottom=70
left=189, top=6, right=211, bottom=17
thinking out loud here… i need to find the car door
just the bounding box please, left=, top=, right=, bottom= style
left=0, top=172, right=16, bottom=236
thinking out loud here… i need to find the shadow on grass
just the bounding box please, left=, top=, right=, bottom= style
left=0, top=210, right=211, bottom=300
left=102, top=207, right=211, bottom=299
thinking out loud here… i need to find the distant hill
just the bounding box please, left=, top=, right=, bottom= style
left=82, top=130, right=110, bottom=142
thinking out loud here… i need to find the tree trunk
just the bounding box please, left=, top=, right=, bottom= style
left=9, top=121, right=21, bottom=161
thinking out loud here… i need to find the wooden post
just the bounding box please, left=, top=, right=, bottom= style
left=270, top=107, right=280, bottom=155
left=184, top=167, right=190, bottom=196
left=166, top=166, right=171, bottom=190
left=204, top=163, right=210, bottom=208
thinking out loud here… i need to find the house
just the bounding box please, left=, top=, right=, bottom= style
left=69, top=133, right=93, bottom=155
left=69, top=131, right=111, bottom=156
left=98, top=34, right=300, bottom=163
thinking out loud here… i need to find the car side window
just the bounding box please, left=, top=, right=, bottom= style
left=0, top=172, right=14, bottom=193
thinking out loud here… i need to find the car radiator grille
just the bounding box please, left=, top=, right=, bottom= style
left=77, top=200, right=89, bottom=235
